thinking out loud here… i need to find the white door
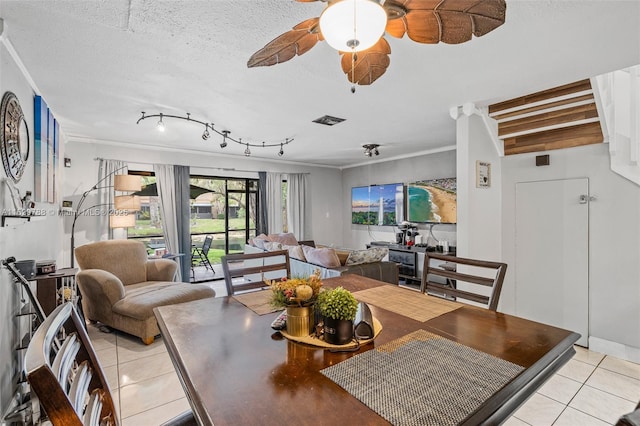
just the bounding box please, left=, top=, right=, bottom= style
left=515, top=178, right=589, bottom=346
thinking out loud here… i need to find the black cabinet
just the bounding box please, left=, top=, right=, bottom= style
left=388, top=248, right=420, bottom=286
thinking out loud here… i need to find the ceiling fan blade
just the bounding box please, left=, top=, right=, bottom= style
left=340, top=38, right=391, bottom=86
left=247, top=18, right=322, bottom=68
left=384, top=0, right=506, bottom=44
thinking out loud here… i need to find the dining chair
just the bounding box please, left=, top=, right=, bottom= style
left=25, top=302, right=196, bottom=426
left=420, top=252, right=507, bottom=311
left=221, top=249, right=290, bottom=296
left=192, top=235, right=214, bottom=272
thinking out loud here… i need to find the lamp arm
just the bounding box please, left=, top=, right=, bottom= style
left=70, top=165, right=130, bottom=268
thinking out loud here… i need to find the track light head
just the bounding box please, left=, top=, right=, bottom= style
left=362, top=143, right=380, bottom=157
left=244, top=143, right=251, bottom=157
left=157, top=113, right=165, bottom=132
left=278, top=143, right=284, bottom=157
left=202, top=128, right=210, bottom=140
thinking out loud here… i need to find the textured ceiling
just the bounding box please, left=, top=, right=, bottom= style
left=0, top=0, right=638, bottom=168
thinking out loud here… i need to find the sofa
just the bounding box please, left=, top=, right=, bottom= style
left=245, top=233, right=398, bottom=285
left=75, top=240, right=216, bottom=344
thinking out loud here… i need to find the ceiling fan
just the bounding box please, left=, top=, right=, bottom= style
left=248, top=0, right=506, bottom=89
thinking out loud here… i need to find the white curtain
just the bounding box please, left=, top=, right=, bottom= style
left=266, top=172, right=283, bottom=234
left=97, top=159, right=126, bottom=240
left=154, top=164, right=182, bottom=281
left=286, top=173, right=308, bottom=240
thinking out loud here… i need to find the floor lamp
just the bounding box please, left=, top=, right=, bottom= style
left=70, top=168, right=142, bottom=268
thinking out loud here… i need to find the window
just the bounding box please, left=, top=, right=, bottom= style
left=127, top=172, right=260, bottom=262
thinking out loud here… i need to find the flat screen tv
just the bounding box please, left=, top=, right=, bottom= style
left=351, top=183, right=404, bottom=226
left=407, top=177, right=457, bottom=224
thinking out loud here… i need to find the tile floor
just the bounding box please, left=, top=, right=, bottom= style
left=89, top=276, right=640, bottom=425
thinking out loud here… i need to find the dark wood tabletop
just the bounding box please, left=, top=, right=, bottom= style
left=154, top=275, right=580, bottom=426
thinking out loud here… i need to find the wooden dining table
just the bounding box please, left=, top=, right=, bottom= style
left=154, top=275, right=580, bottom=426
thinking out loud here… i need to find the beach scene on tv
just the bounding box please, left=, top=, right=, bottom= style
left=352, top=184, right=403, bottom=226
left=407, top=178, right=457, bottom=224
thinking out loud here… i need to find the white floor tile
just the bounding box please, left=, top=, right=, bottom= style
left=556, top=359, right=597, bottom=383
left=503, top=415, right=531, bottom=425
left=573, top=346, right=605, bottom=366
left=102, top=364, right=119, bottom=391
left=95, top=345, right=118, bottom=368
left=121, top=397, right=192, bottom=426
left=600, top=355, right=640, bottom=380
left=552, top=407, right=610, bottom=426
left=538, top=374, right=583, bottom=405
left=116, top=333, right=167, bottom=364
left=513, top=393, right=565, bottom=426
left=586, top=368, right=640, bottom=402
left=118, top=351, right=175, bottom=387
left=86, top=324, right=117, bottom=351
left=119, top=371, right=187, bottom=419
left=569, top=385, right=637, bottom=424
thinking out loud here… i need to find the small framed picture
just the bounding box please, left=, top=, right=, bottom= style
left=476, top=161, right=491, bottom=188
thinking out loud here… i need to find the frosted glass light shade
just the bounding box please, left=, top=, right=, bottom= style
left=114, top=174, right=142, bottom=192
left=109, top=213, right=136, bottom=229
left=319, top=0, right=387, bottom=52
left=114, top=195, right=141, bottom=211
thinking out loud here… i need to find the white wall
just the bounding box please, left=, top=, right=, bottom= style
left=0, top=41, right=64, bottom=413
left=62, top=141, right=344, bottom=265
left=456, top=111, right=640, bottom=362
left=341, top=149, right=457, bottom=250
left=456, top=114, right=502, bottom=261
left=501, top=143, right=640, bottom=360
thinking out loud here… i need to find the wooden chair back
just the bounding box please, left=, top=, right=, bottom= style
left=421, top=253, right=507, bottom=311
left=221, top=250, right=290, bottom=296
left=25, top=302, right=118, bottom=426
left=25, top=303, right=196, bottom=426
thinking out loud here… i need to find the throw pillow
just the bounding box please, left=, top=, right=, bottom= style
left=334, top=249, right=352, bottom=266
left=301, top=245, right=341, bottom=268
left=263, top=241, right=284, bottom=251
left=250, top=233, right=270, bottom=250
left=268, top=232, right=298, bottom=246
left=345, top=247, right=388, bottom=266
left=283, top=244, right=306, bottom=261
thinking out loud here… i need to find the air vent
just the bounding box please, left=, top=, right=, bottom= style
left=312, top=115, right=346, bottom=126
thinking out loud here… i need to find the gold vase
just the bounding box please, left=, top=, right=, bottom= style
left=286, top=305, right=314, bottom=337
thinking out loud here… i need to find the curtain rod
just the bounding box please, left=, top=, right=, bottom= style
left=93, top=157, right=310, bottom=175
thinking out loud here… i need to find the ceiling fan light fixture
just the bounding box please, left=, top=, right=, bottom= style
left=319, top=0, right=387, bottom=52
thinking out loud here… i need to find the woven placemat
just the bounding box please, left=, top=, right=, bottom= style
left=353, top=286, right=460, bottom=322
left=232, top=290, right=279, bottom=315
left=321, top=330, right=524, bottom=426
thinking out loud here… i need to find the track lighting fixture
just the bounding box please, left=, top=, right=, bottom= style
left=137, top=112, right=293, bottom=157
left=363, top=144, right=380, bottom=157
left=220, top=130, right=229, bottom=148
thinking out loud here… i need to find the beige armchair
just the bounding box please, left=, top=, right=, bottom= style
left=75, top=239, right=215, bottom=344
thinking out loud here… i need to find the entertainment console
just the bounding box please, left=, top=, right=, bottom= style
left=368, top=242, right=457, bottom=289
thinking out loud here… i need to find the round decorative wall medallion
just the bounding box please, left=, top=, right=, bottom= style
left=0, top=91, right=29, bottom=183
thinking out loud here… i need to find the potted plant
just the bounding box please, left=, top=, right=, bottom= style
left=316, top=286, right=359, bottom=345
left=269, top=269, right=323, bottom=336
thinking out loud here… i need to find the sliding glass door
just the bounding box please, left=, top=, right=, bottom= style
left=128, top=173, right=259, bottom=264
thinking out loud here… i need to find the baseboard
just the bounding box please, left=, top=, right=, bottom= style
left=589, top=336, right=640, bottom=364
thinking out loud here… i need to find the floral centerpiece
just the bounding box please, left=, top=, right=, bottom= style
left=269, top=269, right=323, bottom=308
left=269, top=269, right=323, bottom=337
